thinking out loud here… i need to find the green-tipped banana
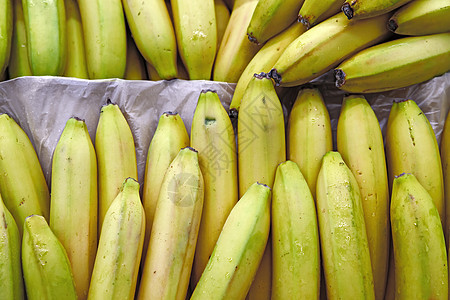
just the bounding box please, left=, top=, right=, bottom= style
left=298, top=0, right=345, bottom=29
left=191, top=182, right=271, bottom=299
left=88, top=178, right=145, bottom=300
left=95, top=102, right=138, bottom=232
left=138, top=147, right=204, bottom=300
left=190, top=90, right=238, bottom=287
left=272, top=161, right=320, bottom=299
left=0, top=194, right=24, bottom=300
left=270, top=12, right=391, bottom=87
left=391, top=173, right=448, bottom=300
left=335, top=33, right=450, bottom=93
left=385, top=99, right=445, bottom=225
left=122, top=0, right=177, bottom=79
left=337, top=95, right=389, bottom=300
left=22, top=0, right=66, bottom=75
left=22, top=215, right=77, bottom=300
left=0, top=114, right=50, bottom=235
left=142, top=112, right=189, bottom=261
left=316, top=151, right=375, bottom=300
left=441, top=111, right=450, bottom=243
left=50, top=117, right=97, bottom=300
left=247, top=0, right=305, bottom=45
left=0, top=0, right=12, bottom=79
left=287, top=88, right=332, bottom=200
left=171, top=0, right=216, bottom=80
left=341, top=0, right=413, bottom=19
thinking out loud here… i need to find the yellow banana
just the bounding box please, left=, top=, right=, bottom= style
left=142, top=112, right=189, bottom=261
left=171, top=0, right=216, bottom=80
left=88, top=178, right=145, bottom=300
left=215, top=0, right=231, bottom=49
left=213, top=0, right=262, bottom=83
left=190, top=90, right=238, bottom=287
left=50, top=117, right=97, bottom=300
left=272, top=160, right=320, bottom=299
left=138, top=147, right=204, bottom=300
left=64, top=0, right=88, bottom=79
left=0, top=113, right=50, bottom=235
left=124, top=34, right=148, bottom=80
left=298, top=0, right=345, bottom=29
left=0, top=0, right=12, bottom=79
left=0, top=193, right=24, bottom=300
left=190, top=182, right=271, bottom=299
left=230, top=21, right=306, bottom=112
left=441, top=110, right=450, bottom=243
left=22, top=215, right=77, bottom=300
left=391, top=173, right=448, bottom=300
left=335, top=33, right=450, bottom=93
left=247, top=0, right=305, bottom=44
left=8, top=0, right=31, bottom=78
left=316, top=151, right=375, bottom=300
left=270, top=12, right=392, bottom=87
left=22, top=0, right=66, bottom=75
left=95, top=102, right=138, bottom=232
left=77, top=0, right=127, bottom=78
left=122, top=0, right=177, bottom=79
left=337, top=95, right=389, bottom=300
left=287, top=88, right=332, bottom=200
left=341, top=0, right=413, bottom=19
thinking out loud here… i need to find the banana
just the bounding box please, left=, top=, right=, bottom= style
left=336, top=95, right=389, bottom=300
left=22, top=0, right=66, bottom=75
left=50, top=117, right=97, bottom=300
left=391, top=173, right=448, bottom=300
left=142, top=112, right=189, bottom=261
left=122, top=0, right=177, bottom=80
left=247, top=0, right=305, bottom=45
left=138, top=147, right=204, bottom=300
left=230, top=21, right=306, bottom=112
left=272, top=161, right=320, bottom=299
left=171, top=0, right=216, bottom=80
left=441, top=110, right=450, bottom=243
left=8, top=0, right=31, bottom=78
left=95, top=101, right=138, bottom=232
left=88, top=178, right=145, bottom=300
left=298, top=0, right=345, bottom=29
left=0, top=0, right=12, bottom=79
left=287, top=88, right=332, bottom=200
left=215, top=0, right=231, bottom=49
left=190, top=90, right=238, bottom=287
left=270, top=12, right=392, bottom=87
left=190, top=182, right=271, bottom=299
left=63, top=0, right=88, bottom=79
left=124, top=34, right=148, bottom=80
left=385, top=99, right=445, bottom=226
left=341, top=0, right=413, bottom=19
left=0, top=113, right=50, bottom=235
left=213, top=0, right=262, bottom=83
left=146, top=61, right=162, bottom=81
left=0, top=194, right=24, bottom=300
left=316, top=151, right=375, bottom=299
left=335, top=33, right=450, bottom=93
left=388, top=0, right=450, bottom=36
left=77, top=0, right=127, bottom=78
left=22, top=215, right=77, bottom=300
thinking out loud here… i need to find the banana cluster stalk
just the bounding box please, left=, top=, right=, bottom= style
left=190, top=90, right=238, bottom=286
left=270, top=12, right=391, bottom=87
left=337, top=95, right=389, bottom=300
left=122, top=0, right=177, bottom=80
left=272, top=161, right=320, bottom=299
left=142, top=111, right=189, bottom=260
left=391, top=173, right=448, bottom=300
left=171, top=0, right=216, bottom=80
left=316, top=151, right=374, bottom=299
left=95, top=101, right=138, bottom=232
left=22, top=215, right=77, bottom=300
left=247, top=0, right=305, bottom=45
left=335, top=33, right=450, bottom=94
left=0, top=113, right=50, bottom=235
left=88, top=178, right=145, bottom=300
left=50, top=117, right=97, bottom=300
left=191, top=182, right=272, bottom=299
left=441, top=111, right=450, bottom=243
left=0, top=194, right=24, bottom=300
left=77, top=0, right=127, bottom=78
left=138, top=147, right=204, bottom=300
left=341, top=0, right=413, bottom=20
left=298, top=0, right=345, bottom=29
left=22, top=0, right=66, bottom=76
left=287, top=88, right=332, bottom=200
left=0, top=0, right=12, bottom=79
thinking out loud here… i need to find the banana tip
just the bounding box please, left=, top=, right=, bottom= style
left=228, top=108, right=238, bottom=120
left=268, top=69, right=281, bottom=86
left=341, top=3, right=354, bottom=19
left=163, top=111, right=178, bottom=116
left=387, top=19, right=398, bottom=32
left=201, top=89, right=217, bottom=94
left=71, top=116, right=85, bottom=122
left=256, top=182, right=271, bottom=190
left=182, top=146, right=198, bottom=153
left=247, top=33, right=260, bottom=45
left=334, top=69, right=346, bottom=88
left=298, top=15, right=311, bottom=30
